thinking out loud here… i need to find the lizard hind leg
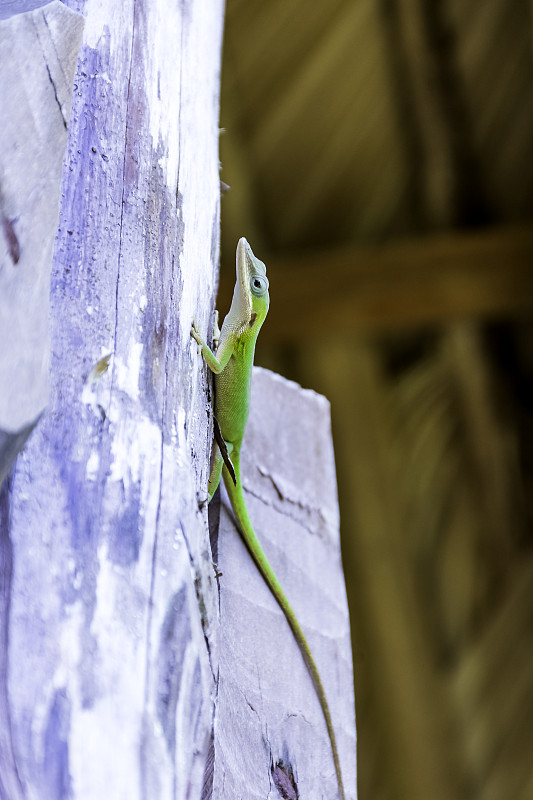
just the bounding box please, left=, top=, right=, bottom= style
left=208, top=439, right=234, bottom=502
left=208, top=445, right=224, bottom=502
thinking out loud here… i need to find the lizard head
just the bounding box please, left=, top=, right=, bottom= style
left=229, top=237, right=269, bottom=334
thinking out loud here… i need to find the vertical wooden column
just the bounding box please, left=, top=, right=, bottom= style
left=1, top=1, right=223, bottom=798
left=0, top=1, right=84, bottom=486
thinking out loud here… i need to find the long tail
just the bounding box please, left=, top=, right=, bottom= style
left=222, top=455, right=345, bottom=800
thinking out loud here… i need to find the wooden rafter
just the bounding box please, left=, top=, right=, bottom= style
left=218, top=225, right=533, bottom=341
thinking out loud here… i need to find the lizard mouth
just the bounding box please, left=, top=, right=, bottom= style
left=233, top=237, right=253, bottom=317
left=236, top=236, right=252, bottom=274
left=230, top=237, right=268, bottom=330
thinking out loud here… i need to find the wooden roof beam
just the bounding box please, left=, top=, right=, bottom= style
left=217, top=225, right=533, bottom=341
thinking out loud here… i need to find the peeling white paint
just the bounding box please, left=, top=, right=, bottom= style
left=86, top=449, right=99, bottom=480
left=83, top=0, right=116, bottom=48
left=114, top=343, right=143, bottom=402
left=109, top=412, right=161, bottom=491
left=70, top=543, right=145, bottom=800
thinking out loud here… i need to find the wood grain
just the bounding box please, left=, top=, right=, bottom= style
left=0, top=1, right=83, bottom=481
left=2, top=1, right=223, bottom=797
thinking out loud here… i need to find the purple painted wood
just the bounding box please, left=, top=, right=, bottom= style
left=0, top=1, right=84, bottom=486
left=2, top=1, right=223, bottom=798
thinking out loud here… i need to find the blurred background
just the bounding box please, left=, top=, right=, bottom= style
left=217, top=1, right=533, bottom=798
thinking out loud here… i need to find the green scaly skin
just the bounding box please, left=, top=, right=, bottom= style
left=191, top=237, right=345, bottom=800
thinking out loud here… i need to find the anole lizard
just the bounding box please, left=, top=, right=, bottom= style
left=191, top=237, right=345, bottom=800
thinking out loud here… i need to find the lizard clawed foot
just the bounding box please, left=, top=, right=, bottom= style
left=190, top=319, right=204, bottom=351
left=213, top=309, right=220, bottom=350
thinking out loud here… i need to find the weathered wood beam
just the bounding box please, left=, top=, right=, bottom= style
left=214, top=367, right=356, bottom=799
left=218, top=225, right=533, bottom=342
left=0, top=1, right=84, bottom=486
left=2, top=1, right=223, bottom=797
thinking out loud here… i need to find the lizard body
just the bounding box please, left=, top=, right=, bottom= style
left=191, top=237, right=345, bottom=800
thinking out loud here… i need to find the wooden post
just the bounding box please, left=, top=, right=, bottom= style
left=213, top=367, right=356, bottom=799
left=0, top=2, right=356, bottom=799
left=0, top=1, right=84, bottom=486
left=1, top=1, right=223, bottom=797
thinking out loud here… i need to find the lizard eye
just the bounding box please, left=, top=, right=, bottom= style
left=250, top=274, right=269, bottom=297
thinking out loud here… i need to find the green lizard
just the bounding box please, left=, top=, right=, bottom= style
left=191, top=237, right=345, bottom=799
